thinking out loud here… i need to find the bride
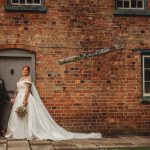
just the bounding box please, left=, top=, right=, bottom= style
left=5, top=65, right=102, bottom=140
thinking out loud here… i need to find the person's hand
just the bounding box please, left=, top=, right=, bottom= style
left=10, top=98, right=15, bottom=104
left=23, top=100, right=28, bottom=106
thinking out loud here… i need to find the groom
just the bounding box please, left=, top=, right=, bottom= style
left=0, top=79, right=10, bottom=136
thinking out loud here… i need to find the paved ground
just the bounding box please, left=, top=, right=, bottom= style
left=0, top=135, right=150, bottom=150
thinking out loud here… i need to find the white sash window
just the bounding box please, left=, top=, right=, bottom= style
left=143, top=55, right=150, bottom=97
left=11, top=0, right=41, bottom=5
left=6, top=0, right=46, bottom=12
left=116, top=0, right=145, bottom=10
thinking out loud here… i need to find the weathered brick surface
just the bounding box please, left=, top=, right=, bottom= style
left=0, top=0, right=150, bottom=136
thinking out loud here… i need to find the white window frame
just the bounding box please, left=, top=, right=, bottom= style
left=116, top=0, right=145, bottom=10
left=142, top=55, right=150, bottom=97
left=11, top=0, right=41, bottom=6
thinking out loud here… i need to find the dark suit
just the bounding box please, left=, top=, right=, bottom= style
left=0, top=79, right=10, bottom=134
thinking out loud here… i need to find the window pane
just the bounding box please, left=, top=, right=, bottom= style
left=145, top=82, right=150, bottom=93
left=144, top=57, right=150, bottom=68
left=12, top=0, right=19, bottom=3
left=124, top=1, right=130, bottom=8
left=20, top=0, right=25, bottom=4
left=27, top=0, right=33, bottom=3
left=117, top=0, right=123, bottom=7
left=144, top=70, right=150, bottom=81
left=34, top=0, right=40, bottom=3
left=137, top=1, right=143, bottom=8
left=131, top=0, right=137, bottom=8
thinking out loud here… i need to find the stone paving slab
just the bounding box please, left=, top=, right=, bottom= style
left=7, top=140, right=30, bottom=150
left=52, top=140, right=77, bottom=150
left=0, top=140, right=7, bottom=144
left=106, top=137, right=136, bottom=148
left=71, top=139, right=98, bottom=149
left=29, top=140, right=51, bottom=145
left=0, top=136, right=149, bottom=150
left=7, top=149, right=30, bottom=150
left=135, top=136, right=150, bottom=143
left=0, top=144, right=7, bottom=150
left=119, top=136, right=150, bottom=147
left=29, top=140, right=54, bottom=150
left=31, top=145, right=54, bottom=150
left=90, top=139, right=119, bottom=148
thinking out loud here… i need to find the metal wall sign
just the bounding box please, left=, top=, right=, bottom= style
left=59, top=47, right=117, bottom=65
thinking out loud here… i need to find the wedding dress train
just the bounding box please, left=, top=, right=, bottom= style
left=5, top=80, right=102, bottom=140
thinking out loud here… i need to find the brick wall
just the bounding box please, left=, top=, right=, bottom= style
left=0, top=0, right=150, bottom=136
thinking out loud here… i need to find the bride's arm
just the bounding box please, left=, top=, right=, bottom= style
left=10, top=90, right=18, bottom=104
left=23, top=83, right=31, bottom=106
left=11, top=81, right=19, bottom=103
left=11, top=77, right=22, bottom=103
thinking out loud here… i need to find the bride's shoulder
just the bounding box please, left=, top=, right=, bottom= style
left=27, top=76, right=32, bottom=82
left=23, top=76, right=32, bottom=86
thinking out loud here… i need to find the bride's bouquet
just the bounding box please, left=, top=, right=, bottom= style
left=15, top=106, right=27, bottom=119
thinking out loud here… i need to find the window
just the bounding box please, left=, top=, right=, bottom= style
left=115, top=0, right=150, bottom=16
left=140, top=54, right=150, bottom=103
left=116, top=0, right=144, bottom=10
left=142, top=55, right=150, bottom=97
left=6, top=0, right=47, bottom=12
left=11, top=0, right=41, bottom=6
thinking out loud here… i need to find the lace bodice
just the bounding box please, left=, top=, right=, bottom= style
left=17, top=76, right=32, bottom=93
left=17, top=81, right=30, bottom=93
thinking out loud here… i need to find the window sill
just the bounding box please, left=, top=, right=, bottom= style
left=140, top=98, right=150, bottom=103
left=115, top=9, right=150, bottom=16
left=5, top=5, right=47, bottom=13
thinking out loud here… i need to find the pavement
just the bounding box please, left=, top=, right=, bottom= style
left=0, top=135, right=150, bottom=150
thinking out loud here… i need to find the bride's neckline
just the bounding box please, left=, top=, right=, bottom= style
left=20, top=76, right=30, bottom=81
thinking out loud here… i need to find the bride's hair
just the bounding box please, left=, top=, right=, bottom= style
left=22, top=65, right=30, bottom=73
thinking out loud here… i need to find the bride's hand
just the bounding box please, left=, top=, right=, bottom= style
left=10, top=98, right=15, bottom=104
left=23, top=100, right=28, bottom=106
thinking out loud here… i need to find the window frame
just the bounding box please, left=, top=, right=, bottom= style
left=6, top=0, right=47, bottom=12
left=115, top=0, right=150, bottom=16
left=141, top=52, right=150, bottom=103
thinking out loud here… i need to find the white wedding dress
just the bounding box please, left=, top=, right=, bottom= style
left=5, top=80, right=102, bottom=140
